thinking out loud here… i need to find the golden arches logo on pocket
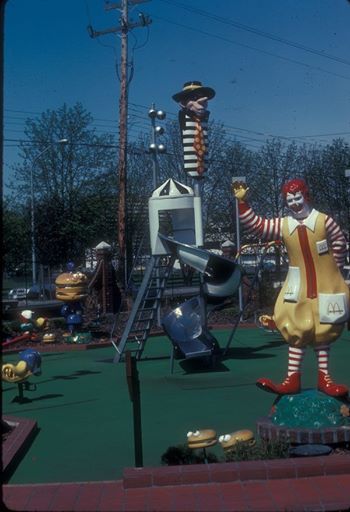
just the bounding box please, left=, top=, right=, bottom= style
left=327, top=303, right=344, bottom=315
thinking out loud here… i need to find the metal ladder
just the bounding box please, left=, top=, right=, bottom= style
left=112, top=254, right=175, bottom=363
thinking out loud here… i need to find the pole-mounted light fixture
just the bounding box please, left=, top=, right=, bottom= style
left=148, top=105, right=166, bottom=188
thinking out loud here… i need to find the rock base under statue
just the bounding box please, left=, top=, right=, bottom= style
left=257, top=389, right=350, bottom=445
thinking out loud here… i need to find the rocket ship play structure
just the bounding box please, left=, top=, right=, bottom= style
left=112, top=178, right=242, bottom=365
left=112, top=81, right=242, bottom=365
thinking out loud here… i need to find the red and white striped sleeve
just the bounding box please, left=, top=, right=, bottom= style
left=238, top=202, right=282, bottom=241
left=325, top=215, right=347, bottom=268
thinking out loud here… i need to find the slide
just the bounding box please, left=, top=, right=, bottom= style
left=159, top=234, right=242, bottom=298
left=159, top=235, right=242, bottom=365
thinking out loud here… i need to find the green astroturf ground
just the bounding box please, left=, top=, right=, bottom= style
left=2, top=327, right=349, bottom=484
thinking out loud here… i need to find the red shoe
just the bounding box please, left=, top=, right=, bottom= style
left=256, top=372, right=301, bottom=395
left=317, top=371, right=348, bottom=397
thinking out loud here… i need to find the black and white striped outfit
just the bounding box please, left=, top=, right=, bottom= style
left=179, top=109, right=210, bottom=179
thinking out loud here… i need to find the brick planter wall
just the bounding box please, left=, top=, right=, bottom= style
left=122, top=453, right=350, bottom=489
left=257, top=416, right=350, bottom=444
left=2, top=415, right=38, bottom=481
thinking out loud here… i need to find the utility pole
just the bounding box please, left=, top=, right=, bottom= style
left=88, top=0, right=152, bottom=290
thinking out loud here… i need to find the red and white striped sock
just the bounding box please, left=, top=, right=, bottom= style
left=287, top=346, right=305, bottom=376
left=314, top=346, right=329, bottom=374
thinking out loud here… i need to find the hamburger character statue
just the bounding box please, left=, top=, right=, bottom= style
left=187, top=429, right=217, bottom=449
left=219, top=429, right=256, bottom=453
left=187, top=429, right=217, bottom=463
left=172, top=81, right=215, bottom=180
left=55, top=262, right=88, bottom=337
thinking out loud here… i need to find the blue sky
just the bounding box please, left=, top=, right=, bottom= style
left=3, top=0, right=350, bottom=189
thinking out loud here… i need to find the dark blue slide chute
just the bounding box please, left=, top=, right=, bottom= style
left=162, top=297, right=220, bottom=372
left=159, top=235, right=241, bottom=370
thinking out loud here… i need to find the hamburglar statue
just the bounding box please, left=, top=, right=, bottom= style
left=172, top=81, right=215, bottom=180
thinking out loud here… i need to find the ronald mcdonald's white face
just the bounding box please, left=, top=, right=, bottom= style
left=286, top=191, right=311, bottom=219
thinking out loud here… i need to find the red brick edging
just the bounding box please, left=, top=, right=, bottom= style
left=3, top=416, right=349, bottom=492
left=2, top=415, right=38, bottom=479
left=2, top=415, right=350, bottom=512
left=122, top=454, right=350, bottom=489
left=257, top=416, right=350, bottom=444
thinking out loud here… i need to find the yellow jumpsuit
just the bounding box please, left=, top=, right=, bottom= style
left=274, top=211, right=349, bottom=347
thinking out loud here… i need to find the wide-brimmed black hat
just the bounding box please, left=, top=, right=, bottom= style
left=172, top=81, right=216, bottom=103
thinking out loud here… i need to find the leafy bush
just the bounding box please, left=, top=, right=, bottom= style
left=224, top=438, right=290, bottom=462
left=161, top=444, right=218, bottom=465
left=161, top=438, right=291, bottom=466
left=2, top=320, right=21, bottom=337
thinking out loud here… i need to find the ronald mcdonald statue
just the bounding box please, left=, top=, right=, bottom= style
left=232, top=178, right=349, bottom=397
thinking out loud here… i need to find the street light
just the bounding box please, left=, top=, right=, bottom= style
left=30, top=138, right=68, bottom=285
left=232, top=176, right=246, bottom=314
left=148, top=104, right=166, bottom=189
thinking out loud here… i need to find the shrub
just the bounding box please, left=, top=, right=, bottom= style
left=161, top=444, right=218, bottom=465
left=224, top=438, right=290, bottom=462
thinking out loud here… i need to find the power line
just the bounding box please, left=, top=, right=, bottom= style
left=3, top=115, right=346, bottom=147
left=160, top=0, right=350, bottom=67
left=152, top=15, right=350, bottom=81
left=6, top=106, right=344, bottom=139
left=3, top=127, right=333, bottom=153
left=4, top=108, right=42, bottom=115
left=4, top=104, right=348, bottom=148
left=4, top=108, right=120, bottom=123
left=283, top=131, right=350, bottom=139
left=128, top=101, right=347, bottom=144
left=3, top=138, right=118, bottom=148
left=129, top=101, right=177, bottom=119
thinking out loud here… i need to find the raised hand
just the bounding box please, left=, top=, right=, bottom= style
left=232, top=181, right=249, bottom=202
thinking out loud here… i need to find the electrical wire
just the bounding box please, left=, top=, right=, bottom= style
left=5, top=107, right=346, bottom=143
left=4, top=105, right=348, bottom=148
left=152, top=15, right=350, bottom=81
left=160, top=0, right=350, bottom=67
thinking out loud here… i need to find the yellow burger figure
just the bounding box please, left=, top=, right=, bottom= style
left=233, top=178, right=349, bottom=397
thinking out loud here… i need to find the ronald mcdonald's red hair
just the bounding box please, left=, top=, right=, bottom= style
left=281, top=178, right=310, bottom=202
